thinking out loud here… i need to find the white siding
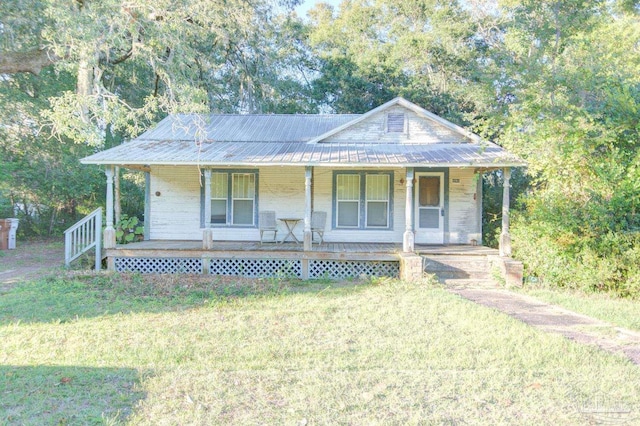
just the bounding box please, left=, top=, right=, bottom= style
left=149, top=166, right=202, bottom=240
left=147, top=165, right=481, bottom=244
left=323, top=105, right=469, bottom=144
left=447, top=168, right=481, bottom=244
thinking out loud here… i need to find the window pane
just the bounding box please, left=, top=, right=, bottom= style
left=233, top=173, right=255, bottom=199
left=211, top=200, right=227, bottom=224
left=419, top=209, right=440, bottom=228
left=211, top=173, right=228, bottom=198
left=337, top=201, right=359, bottom=227
left=366, top=175, right=389, bottom=201
left=419, top=176, right=440, bottom=207
left=367, top=202, right=388, bottom=227
left=233, top=200, right=254, bottom=225
left=337, top=175, right=360, bottom=200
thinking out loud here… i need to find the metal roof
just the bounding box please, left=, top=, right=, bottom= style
left=82, top=139, right=523, bottom=168
left=82, top=101, right=525, bottom=168
left=136, top=114, right=360, bottom=142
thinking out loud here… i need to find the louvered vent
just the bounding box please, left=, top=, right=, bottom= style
left=387, top=113, right=405, bottom=133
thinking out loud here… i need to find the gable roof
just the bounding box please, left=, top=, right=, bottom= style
left=81, top=98, right=524, bottom=168
left=306, top=97, right=481, bottom=144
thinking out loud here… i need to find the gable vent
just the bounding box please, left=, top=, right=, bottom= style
left=387, top=113, right=405, bottom=133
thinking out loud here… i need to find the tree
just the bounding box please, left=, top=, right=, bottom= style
left=0, top=0, right=312, bottom=236
left=306, top=0, right=490, bottom=120
left=491, top=0, right=640, bottom=296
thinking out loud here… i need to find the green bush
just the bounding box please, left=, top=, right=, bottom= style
left=512, top=195, right=640, bottom=299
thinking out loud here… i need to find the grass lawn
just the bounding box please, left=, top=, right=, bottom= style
left=519, top=286, right=640, bottom=332
left=1, top=273, right=640, bottom=425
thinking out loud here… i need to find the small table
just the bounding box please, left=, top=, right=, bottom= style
left=278, top=218, right=302, bottom=244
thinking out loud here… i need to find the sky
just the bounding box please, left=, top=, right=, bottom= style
left=295, top=0, right=342, bottom=18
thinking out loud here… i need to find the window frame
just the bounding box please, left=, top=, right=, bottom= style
left=332, top=171, right=394, bottom=230
left=202, top=169, right=259, bottom=228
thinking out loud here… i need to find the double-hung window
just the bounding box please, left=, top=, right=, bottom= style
left=207, top=170, right=258, bottom=226
left=334, top=171, right=393, bottom=229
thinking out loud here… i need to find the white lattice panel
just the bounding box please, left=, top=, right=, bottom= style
left=309, top=260, right=399, bottom=279
left=209, top=258, right=302, bottom=278
left=114, top=257, right=202, bottom=274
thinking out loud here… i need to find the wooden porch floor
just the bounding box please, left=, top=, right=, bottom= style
left=112, top=240, right=498, bottom=256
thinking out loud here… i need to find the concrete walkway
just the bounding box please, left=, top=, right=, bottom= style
left=448, top=287, right=640, bottom=365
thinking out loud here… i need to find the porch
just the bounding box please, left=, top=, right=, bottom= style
left=105, top=241, right=499, bottom=281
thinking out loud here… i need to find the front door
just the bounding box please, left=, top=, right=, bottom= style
left=415, top=172, right=444, bottom=244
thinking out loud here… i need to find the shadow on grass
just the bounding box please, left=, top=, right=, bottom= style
left=0, top=272, right=380, bottom=325
left=0, top=365, right=145, bottom=424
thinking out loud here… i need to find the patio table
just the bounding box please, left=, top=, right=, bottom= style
left=278, top=217, right=302, bottom=244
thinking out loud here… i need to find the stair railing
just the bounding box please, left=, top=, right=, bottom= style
left=64, top=207, right=102, bottom=270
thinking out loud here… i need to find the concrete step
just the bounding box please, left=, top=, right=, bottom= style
left=442, top=278, right=500, bottom=289
left=422, top=254, right=494, bottom=282
left=434, top=270, right=492, bottom=280
left=422, top=255, right=490, bottom=272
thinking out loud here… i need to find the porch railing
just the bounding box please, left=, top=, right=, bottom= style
left=64, top=207, right=102, bottom=270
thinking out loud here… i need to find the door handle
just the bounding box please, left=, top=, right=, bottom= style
left=441, top=208, right=445, bottom=216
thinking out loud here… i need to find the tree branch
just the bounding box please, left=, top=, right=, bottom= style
left=0, top=49, right=59, bottom=75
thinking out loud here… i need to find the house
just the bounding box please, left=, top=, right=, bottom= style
left=79, top=97, right=524, bottom=282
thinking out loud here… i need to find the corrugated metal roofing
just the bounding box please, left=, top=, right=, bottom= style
left=136, top=114, right=360, bottom=142
left=82, top=139, right=523, bottom=167
left=82, top=108, right=524, bottom=168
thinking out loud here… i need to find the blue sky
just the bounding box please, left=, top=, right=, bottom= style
left=295, top=0, right=342, bottom=17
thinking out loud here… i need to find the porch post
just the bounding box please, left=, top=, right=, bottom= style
left=144, top=171, right=150, bottom=241
left=303, top=166, right=313, bottom=251
left=403, top=167, right=415, bottom=252
left=499, top=167, right=512, bottom=257
left=203, top=169, right=213, bottom=249
left=104, top=166, right=116, bottom=249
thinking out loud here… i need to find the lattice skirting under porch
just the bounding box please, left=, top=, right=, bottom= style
left=208, top=258, right=303, bottom=278
left=114, top=257, right=203, bottom=274
left=308, top=259, right=399, bottom=279
left=112, top=256, right=399, bottom=279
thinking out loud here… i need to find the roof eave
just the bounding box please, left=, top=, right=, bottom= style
left=80, top=159, right=526, bottom=169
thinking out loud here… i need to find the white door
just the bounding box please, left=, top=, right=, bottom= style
left=415, top=172, right=444, bottom=244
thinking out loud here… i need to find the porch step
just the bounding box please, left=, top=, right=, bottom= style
left=422, top=255, right=493, bottom=281
left=442, top=278, right=500, bottom=289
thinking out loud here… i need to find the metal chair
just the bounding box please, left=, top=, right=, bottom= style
left=259, top=210, right=278, bottom=244
left=311, top=211, right=327, bottom=244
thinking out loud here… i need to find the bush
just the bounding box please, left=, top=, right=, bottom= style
left=512, top=196, right=640, bottom=299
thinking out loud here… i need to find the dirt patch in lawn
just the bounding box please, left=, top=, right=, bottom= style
left=0, top=239, right=65, bottom=289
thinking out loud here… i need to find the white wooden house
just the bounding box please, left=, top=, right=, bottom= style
left=79, top=97, right=524, bottom=281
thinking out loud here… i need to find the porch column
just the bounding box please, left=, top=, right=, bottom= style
left=144, top=171, right=150, bottom=241
left=499, top=167, right=512, bottom=257
left=203, top=169, right=213, bottom=249
left=104, top=166, right=116, bottom=249
left=403, top=168, right=415, bottom=252
left=303, top=166, right=313, bottom=251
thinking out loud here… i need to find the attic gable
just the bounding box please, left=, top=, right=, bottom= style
left=308, top=97, right=481, bottom=145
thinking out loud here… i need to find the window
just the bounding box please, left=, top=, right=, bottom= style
left=231, top=173, right=255, bottom=225
left=211, top=172, right=228, bottom=224
left=336, top=174, right=360, bottom=228
left=334, top=171, right=393, bottom=229
left=206, top=170, right=258, bottom=226
left=366, top=175, right=390, bottom=227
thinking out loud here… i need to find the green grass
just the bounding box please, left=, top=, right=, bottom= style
left=1, top=274, right=640, bottom=425
left=519, top=286, right=640, bottom=332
